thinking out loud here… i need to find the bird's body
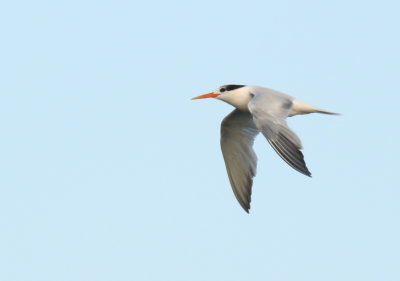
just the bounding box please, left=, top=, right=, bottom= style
left=192, top=85, right=337, bottom=212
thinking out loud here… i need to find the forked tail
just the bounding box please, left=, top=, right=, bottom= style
left=291, top=99, right=340, bottom=116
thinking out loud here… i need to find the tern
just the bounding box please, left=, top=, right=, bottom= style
left=192, top=84, right=338, bottom=213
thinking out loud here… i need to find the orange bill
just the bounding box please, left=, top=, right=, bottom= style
left=191, top=92, right=219, bottom=100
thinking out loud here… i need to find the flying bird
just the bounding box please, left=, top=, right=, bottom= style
left=192, top=85, right=338, bottom=213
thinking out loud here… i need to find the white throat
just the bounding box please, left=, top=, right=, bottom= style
left=216, top=86, right=253, bottom=111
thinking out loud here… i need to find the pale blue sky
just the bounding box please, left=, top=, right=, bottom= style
left=0, top=0, right=399, bottom=280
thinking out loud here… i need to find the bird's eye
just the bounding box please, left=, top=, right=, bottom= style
left=220, top=88, right=226, bottom=92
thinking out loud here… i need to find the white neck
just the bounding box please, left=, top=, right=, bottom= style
left=216, top=86, right=253, bottom=111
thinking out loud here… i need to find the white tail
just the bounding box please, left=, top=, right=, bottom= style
left=290, top=99, right=339, bottom=116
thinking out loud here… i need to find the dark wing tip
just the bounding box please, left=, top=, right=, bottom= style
left=241, top=204, right=250, bottom=213
left=237, top=195, right=251, bottom=213
left=268, top=132, right=312, bottom=177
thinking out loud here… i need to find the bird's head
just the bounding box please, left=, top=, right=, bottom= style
left=192, top=84, right=251, bottom=111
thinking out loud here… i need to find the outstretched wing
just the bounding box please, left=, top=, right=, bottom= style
left=220, top=109, right=260, bottom=213
left=247, top=90, right=312, bottom=177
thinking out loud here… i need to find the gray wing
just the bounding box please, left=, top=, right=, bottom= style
left=220, top=109, right=260, bottom=213
left=248, top=91, right=312, bottom=177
